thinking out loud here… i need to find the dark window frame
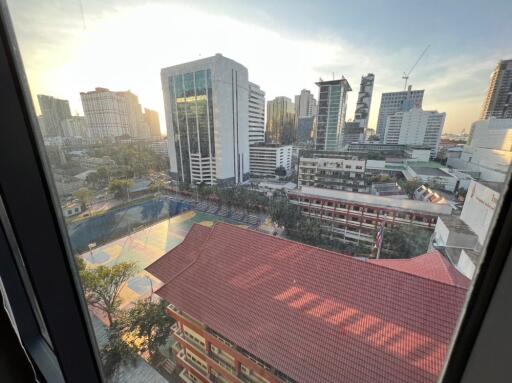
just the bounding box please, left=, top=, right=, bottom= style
left=0, top=3, right=511, bottom=383
left=0, top=6, right=103, bottom=382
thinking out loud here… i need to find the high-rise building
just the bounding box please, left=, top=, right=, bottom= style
left=80, top=87, right=148, bottom=138
left=143, top=108, right=161, bottom=137
left=249, top=143, right=292, bottom=177
left=353, top=73, right=375, bottom=130
left=60, top=116, right=89, bottom=137
left=162, top=54, right=250, bottom=186
left=294, top=89, right=317, bottom=118
left=266, top=96, right=296, bottom=145
left=37, top=95, right=72, bottom=137
left=341, top=121, right=365, bottom=147
left=296, top=116, right=314, bottom=144
left=383, top=108, right=445, bottom=158
left=314, top=78, right=351, bottom=151
left=376, top=86, right=424, bottom=141
left=248, top=82, right=265, bottom=145
left=480, top=59, right=512, bottom=119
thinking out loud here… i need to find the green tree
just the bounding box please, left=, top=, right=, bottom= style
left=124, top=299, right=175, bottom=358
left=74, top=187, right=94, bottom=211
left=96, top=166, right=111, bottom=186
left=79, top=262, right=137, bottom=326
left=109, top=179, right=133, bottom=200
left=400, top=178, right=423, bottom=198
left=102, top=319, right=138, bottom=380
left=380, top=225, right=432, bottom=259
left=86, top=172, right=101, bottom=189
left=296, top=217, right=322, bottom=245
left=275, top=166, right=287, bottom=177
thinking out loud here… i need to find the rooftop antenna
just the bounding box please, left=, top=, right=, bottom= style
left=402, top=44, right=430, bottom=90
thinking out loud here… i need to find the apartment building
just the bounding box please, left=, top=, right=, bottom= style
left=144, top=108, right=161, bottom=137
left=298, top=156, right=369, bottom=192
left=249, top=144, right=292, bottom=177
left=289, top=186, right=451, bottom=244
left=376, top=86, right=424, bottom=141
left=480, top=59, right=512, bottom=119
left=146, top=223, right=467, bottom=383
left=266, top=96, right=296, bottom=145
left=37, top=94, right=72, bottom=137
left=248, top=82, right=266, bottom=145
left=80, top=87, right=149, bottom=138
left=383, top=108, right=445, bottom=158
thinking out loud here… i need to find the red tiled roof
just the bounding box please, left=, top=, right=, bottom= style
left=370, top=250, right=471, bottom=288
left=145, top=224, right=211, bottom=283
left=148, top=223, right=468, bottom=383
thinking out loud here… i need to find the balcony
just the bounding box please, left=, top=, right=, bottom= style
left=180, top=369, right=199, bottom=383
left=176, top=349, right=210, bottom=381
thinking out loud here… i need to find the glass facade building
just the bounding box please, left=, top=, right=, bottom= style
left=162, top=54, right=250, bottom=186
left=168, top=69, right=216, bottom=184
left=314, top=79, right=351, bottom=151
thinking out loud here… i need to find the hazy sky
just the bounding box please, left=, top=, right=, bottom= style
left=7, top=0, right=512, bottom=134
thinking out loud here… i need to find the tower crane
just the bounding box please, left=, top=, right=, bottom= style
left=402, top=44, right=430, bottom=90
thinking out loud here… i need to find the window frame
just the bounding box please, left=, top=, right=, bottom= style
left=0, top=2, right=511, bottom=382
left=0, top=4, right=104, bottom=382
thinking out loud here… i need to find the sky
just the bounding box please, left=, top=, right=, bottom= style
left=6, top=0, right=512, bottom=134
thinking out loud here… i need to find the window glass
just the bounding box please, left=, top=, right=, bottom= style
left=4, top=1, right=512, bottom=382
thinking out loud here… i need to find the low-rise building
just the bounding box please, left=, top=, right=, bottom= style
left=147, top=223, right=467, bottom=383
left=298, top=156, right=368, bottom=193
left=61, top=202, right=82, bottom=217
left=249, top=144, right=292, bottom=177
left=370, top=182, right=408, bottom=199
left=431, top=180, right=503, bottom=278
left=414, top=185, right=448, bottom=204
left=289, top=186, right=451, bottom=244
left=404, top=165, right=473, bottom=193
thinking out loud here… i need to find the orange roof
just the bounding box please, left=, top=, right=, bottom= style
left=148, top=223, right=468, bottom=383
left=370, top=250, right=470, bottom=288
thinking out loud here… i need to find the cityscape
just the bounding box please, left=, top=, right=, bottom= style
left=32, top=48, right=512, bottom=382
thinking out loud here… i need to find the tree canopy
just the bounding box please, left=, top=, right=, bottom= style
left=79, top=262, right=137, bottom=326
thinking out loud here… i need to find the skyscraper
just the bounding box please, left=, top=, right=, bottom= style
left=353, top=73, right=375, bottom=130
left=480, top=59, right=512, bottom=119
left=294, top=89, right=317, bottom=118
left=314, top=78, right=351, bottom=151
left=248, top=82, right=265, bottom=145
left=80, top=88, right=148, bottom=138
left=376, top=86, right=424, bottom=141
left=266, top=96, right=296, bottom=144
left=384, top=107, right=445, bottom=157
left=37, top=95, right=72, bottom=137
left=144, top=108, right=161, bottom=137
left=162, top=54, right=250, bottom=186
left=60, top=116, right=89, bottom=137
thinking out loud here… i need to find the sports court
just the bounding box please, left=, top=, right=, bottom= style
left=80, top=210, right=251, bottom=309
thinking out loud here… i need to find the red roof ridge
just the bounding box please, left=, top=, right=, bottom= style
left=163, top=224, right=215, bottom=283
left=210, top=222, right=469, bottom=290
left=370, top=250, right=470, bottom=289
left=145, top=223, right=212, bottom=283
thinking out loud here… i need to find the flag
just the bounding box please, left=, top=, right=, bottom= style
left=374, top=223, right=384, bottom=252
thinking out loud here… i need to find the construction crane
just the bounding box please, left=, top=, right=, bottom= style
left=402, top=44, right=430, bottom=90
